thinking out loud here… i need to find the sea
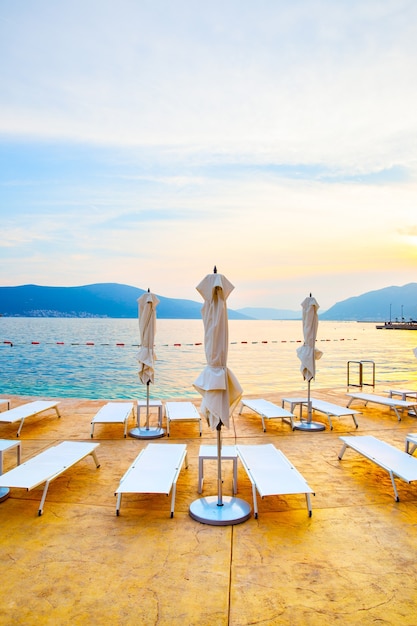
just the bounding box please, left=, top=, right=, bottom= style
left=1, top=318, right=417, bottom=401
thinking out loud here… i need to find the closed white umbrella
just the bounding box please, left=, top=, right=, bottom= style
left=294, top=294, right=325, bottom=432
left=129, top=290, right=165, bottom=439
left=189, top=268, right=251, bottom=525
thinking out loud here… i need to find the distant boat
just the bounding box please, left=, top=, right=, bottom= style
left=376, top=320, right=417, bottom=330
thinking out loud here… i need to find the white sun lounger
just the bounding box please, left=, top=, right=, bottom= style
left=346, top=392, right=417, bottom=421
left=164, top=402, right=202, bottom=437
left=236, top=444, right=314, bottom=517
left=281, top=397, right=359, bottom=430
left=0, top=401, right=61, bottom=436
left=0, top=441, right=100, bottom=515
left=338, top=435, right=417, bottom=501
left=115, top=443, right=188, bottom=517
left=90, top=402, right=135, bottom=438
left=238, top=399, right=295, bottom=431
left=386, top=389, right=417, bottom=401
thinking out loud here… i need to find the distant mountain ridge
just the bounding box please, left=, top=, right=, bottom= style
left=0, top=282, right=416, bottom=321
left=320, top=283, right=417, bottom=322
left=0, top=283, right=251, bottom=319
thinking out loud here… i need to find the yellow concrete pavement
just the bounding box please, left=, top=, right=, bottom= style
left=1, top=385, right=417, bottom=625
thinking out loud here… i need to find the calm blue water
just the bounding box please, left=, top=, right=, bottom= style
left=1, top=318, right=417, bottom=400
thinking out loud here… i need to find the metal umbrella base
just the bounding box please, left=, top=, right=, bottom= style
left=0, top=488, right=10, bottom=502
left=293, top=420, right=325, bottom=432
left=189, top=495, right=251, bottom=526
left=129, top=427, right=165, bottom=439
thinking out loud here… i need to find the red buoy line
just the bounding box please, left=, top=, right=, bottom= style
left=1, top=337, right=357, bottom=348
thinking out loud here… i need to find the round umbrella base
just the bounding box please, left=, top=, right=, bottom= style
left=128, top=427, right=165, bottom=439
left=293, top=420, right=326, bottom=432
left=0, top=488, right=10, bottom=503
left=189, top=496, right=251, bottom=526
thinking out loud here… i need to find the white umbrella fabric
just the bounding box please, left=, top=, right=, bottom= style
left=294, top=294, right=325, bottom=432
left=189, top=268, right=251, bottom=525
left=193, top=272, right=242, bottom=430
left=129, top=290, right=165, bottom=439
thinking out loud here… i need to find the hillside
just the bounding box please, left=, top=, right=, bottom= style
left=0, top=283, right=252, bottom=320
left=320, top=283, right=417, bottom=321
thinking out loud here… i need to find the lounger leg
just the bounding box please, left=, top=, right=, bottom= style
left=327, top=414, right=333, bottom=430
left=54, top=407, right=62, bottom=418
left=251, top=483, right=258, bottom=518
left=116, top=492, right=122, bottom=516
left=406, top=442, right=417, bottom=455
left=90, top=423, right=95, bottom=438
left=338, top=442, right=348, bottom=460
left=170, top=482, right=177, bottom=518
left=90, top=450, right=101, bottom=468
left=352, top=414, right=358, bottom=429
left=198, top=456, right=204, bottom=493
left=305, top=493, right=312, bottom=517
left=261, top=416, right=266, bottom=432
left=393, top=408, right=401, bottom=421
left=38, top=480, right=51, bottom=516
left=346, top=398, right=353, bottom=408
left=16, top=419, right=25, bottom=437
left=388, top=470, right=400, bottom=502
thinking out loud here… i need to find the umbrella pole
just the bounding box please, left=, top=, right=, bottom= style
left=216, top=423, right=223, bottom=506
left=145, top=381, right=150, bottom=430
left=307, top=379, right=312, bottom=423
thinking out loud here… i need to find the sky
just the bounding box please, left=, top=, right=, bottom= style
left=1, top=0, right=417, bottom=312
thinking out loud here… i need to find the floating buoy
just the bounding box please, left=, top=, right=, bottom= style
left=86, top=342, right=94, bottom=346
left=32, top=341, right=40, bottom=344
left=174, top=343, right=181, bottom=346
left=116, top=343, right=125, bottom=346
left=56, top=342, right=64, bottom=345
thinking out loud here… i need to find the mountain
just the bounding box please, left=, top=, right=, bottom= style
left=320, top=283, right=417, bottom=321
left=0, top=283, right=252, bottom=320
left=236, top=307, right=301, bottom=320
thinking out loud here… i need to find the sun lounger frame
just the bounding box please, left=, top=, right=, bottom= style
left=0, top=441, right=100, bottom=515
left=236, top=444, right=314, bottom=517
left=338, top=435, right=417, bottom=501
left=0, top=401, right=61, bottom=436
left=164, top=402, right=202, bottom=437
left=282, top=397, right=359, bottom=430
left=238, top=399, right=295, bottom=431
left=115, top=443, right=188, bottom=517
left=90, top=401, right=134, bottom=438
left=346, top=392, right=417, bottom=421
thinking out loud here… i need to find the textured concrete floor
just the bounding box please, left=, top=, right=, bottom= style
left=1, top=385, right=417, bottom=625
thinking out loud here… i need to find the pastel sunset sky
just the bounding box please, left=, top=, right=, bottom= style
left=1, top=0, right=416, bottom=311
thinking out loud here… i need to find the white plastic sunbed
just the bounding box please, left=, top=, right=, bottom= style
left=0, top=401, right=61, bottom=436
left=164, top=402, right=202, bottom=437
left=281, top=397, right=359, bottom=430
left=115, top=443, right=188, bottom=517
left=236, top=444, right=314, bottom=517
left=238, top=399, right=295, bottom=431
left=90, top=402, right=134, bottom=438
left=346, top=392, right=417, bottom=421
left=0, top=441, right=100, bottom=515
left=338, top=435, right=417, bottom=501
